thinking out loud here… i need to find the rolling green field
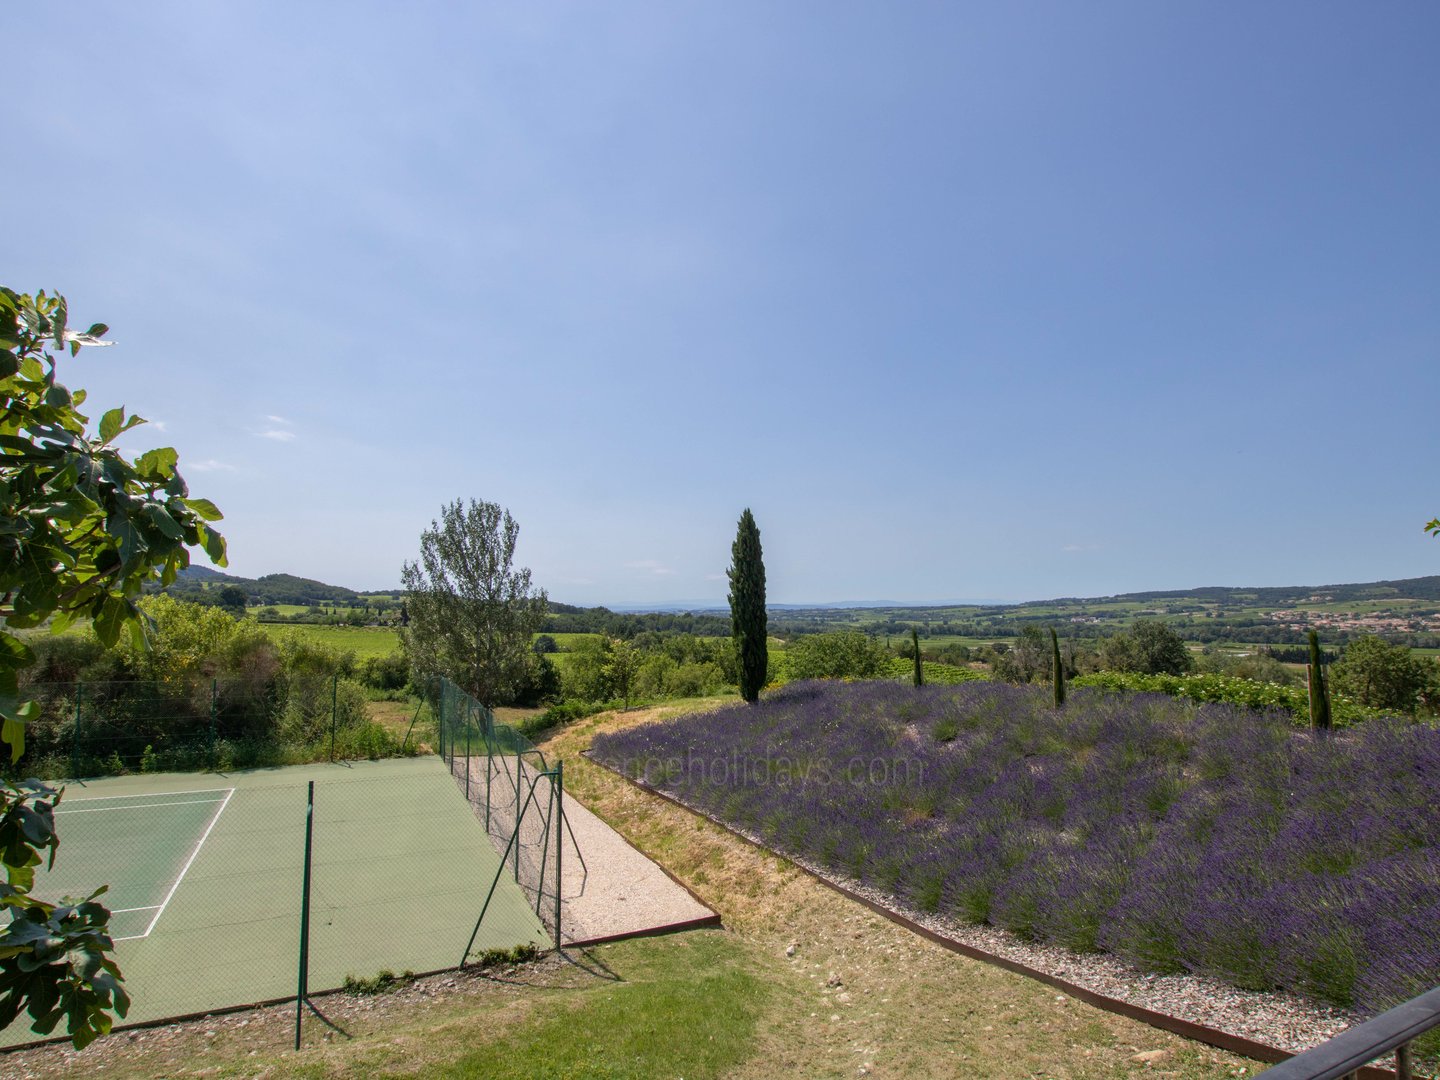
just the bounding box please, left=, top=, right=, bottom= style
left=541, top=632, right=602, bottom=649
left=257, top=623, right=402, bottom=660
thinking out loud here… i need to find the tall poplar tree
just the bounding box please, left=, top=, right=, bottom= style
left=401, top=499, right=548, bottom=708
left=727, top=508, right=767, bottom=703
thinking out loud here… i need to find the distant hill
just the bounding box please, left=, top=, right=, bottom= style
left=1027, top=575, right=1440, bottom=608
left=158, top=568, right=1440, bottom=616
left=160, top=566, right=364, bottom=606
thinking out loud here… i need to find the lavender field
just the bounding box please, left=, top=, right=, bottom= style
left=590, top=681, right=1440, bottom=1014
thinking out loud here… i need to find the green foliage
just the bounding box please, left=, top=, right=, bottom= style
left=990, top=624, right=1050, bottom=684
left=1, top=289, right=226, bottom=748
left=785, top=631, right=887, bottom=681
left=0, top=854, right=130, bottom=1047
left=911, top=628, right=923, bottom=688
left=633, top=653, right=728, bottom=700
left=1099, top=619, right=1194, bottom=676
left=1051, top=627, right=1065, bottom=708
left=563, top=635, right=615, bottom=703
left=359, top=651, right=410, bottom=691
left=1193, top=647, right=1300, bottom=686
left=880, top=658, right=987, bottom=685
left=506, top=653, right=561, bottom=708
left=606, top=638, right=641, bottom=710
left=1330, top=634, right=1438, bottom=714
left=214, top=584, right=247, bottom=616
left=401, top=500, right=548, bottom=708
left=1306, top=630, right=1332, bottom=731
left=115, top=594, right=273, bottom=683
left=342, top=968, right=416, bottom=995
left=0, top=287, right=231, bottom=1046
left=517, top=699, right=606, bottom=739
left=470, top=942, right=540, bottom=969
left=13, top=598, right=413, bottom=776
left=728, top=509, right=767, bottom=704
left=1073, top=670, right=1389, bottom=725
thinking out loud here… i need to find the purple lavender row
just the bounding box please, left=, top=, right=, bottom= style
left=590, top=680, right=1440, bottom=1016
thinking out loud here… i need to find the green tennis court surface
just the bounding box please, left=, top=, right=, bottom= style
left=4, top=757, right=546, bottom=1045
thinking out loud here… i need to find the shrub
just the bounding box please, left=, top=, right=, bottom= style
left=359, top=652, right=410, bottom=691
left=343, top=969, right=416, bottom=995
left=1072, top=670, right=1390, bottom=726
left=882, top=658, right=986, bottom=686
left=785, top=631, right=888, bottom=681
left=1331, top=635, right=1437, bottom=715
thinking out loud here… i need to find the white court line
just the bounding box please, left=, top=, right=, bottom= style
left=63, top=787, right=234, bottom=804
left=137, top=787, right=235, bottom=939
left=56, top=798, right=228, bottom=816
left=110, top=905, right=161, bottom=914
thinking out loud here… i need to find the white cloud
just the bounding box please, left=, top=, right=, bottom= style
left=257, top=429, right=296, bottom=442
left=150, top=419, right=168, bottom=432
left=704, top=572, right=726, bottom=582
left=626, top=559, right=678, bottom=577
left=188, top=458, right=237, bottom=473
left=265, top=414, right=292, bottom=425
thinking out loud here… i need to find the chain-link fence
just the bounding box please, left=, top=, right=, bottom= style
left=428, top=677, right=585, bottom=951
left=0, top=677, right=584, bottom=1049
left=11, top=675, right=386, bottom=779
left=1, top=757, right=548, bottom=1049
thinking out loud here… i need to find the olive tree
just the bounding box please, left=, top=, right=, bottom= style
left=400, top=500, right=548, bottom=708
left=1, top=287, right=227, bottom=1046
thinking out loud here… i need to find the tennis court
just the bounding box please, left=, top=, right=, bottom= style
left=5, top=757, right=546, bottom=1043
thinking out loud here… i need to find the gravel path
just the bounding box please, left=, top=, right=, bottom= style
left=454, top=754, right=718, bottom=947
left=554, top=788, right=718, bottom=944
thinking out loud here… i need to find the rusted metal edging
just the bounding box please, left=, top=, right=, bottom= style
left=567, top=911, right=724, bottom=950
left=580, top=750, right=1399, bottom=1080
left=1257, top=985, right=1440, bottom=1080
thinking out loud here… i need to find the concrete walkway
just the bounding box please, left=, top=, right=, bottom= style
left=453, top=754, right=718, bottom=946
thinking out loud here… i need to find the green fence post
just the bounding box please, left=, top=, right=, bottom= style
left=514, top=739, right=523, bottom=880
left=436, top=680, right=445, bottom=763
left=465, top=715, right=472, bottom=802
left=71, top=681, right=83, bottom=778
left=295, top=780, right=315, bottom=1050
left=553, top=760, right=564, bottom=950
left=329, top=674, right=338, bottom=763
left=401, top=698, right=422, bottom=754
left=209, top=679, right=218, bottom=770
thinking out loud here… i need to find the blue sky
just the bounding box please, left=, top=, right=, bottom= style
left=10, top=2, right=1439, bottom=605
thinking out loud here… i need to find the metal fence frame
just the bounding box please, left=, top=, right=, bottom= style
left=428, top=676, right=586, bottom=950
left=1260, top=985, right=1439, bottom=1079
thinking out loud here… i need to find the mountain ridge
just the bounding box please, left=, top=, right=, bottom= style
left=168, top=567, right=1440, bottom=612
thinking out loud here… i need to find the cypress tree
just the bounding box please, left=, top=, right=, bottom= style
left=727, top=508, right=768, bottom=704
left=1307, top=629, right=1332, bottom=731
left=1051, top=627, right=1066, bottom=708
left=912, top=627, right=924, bottom=688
